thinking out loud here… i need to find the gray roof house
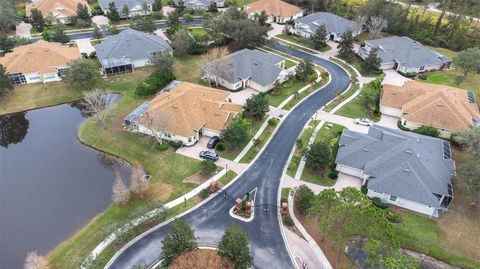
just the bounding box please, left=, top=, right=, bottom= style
left=173, top=0, right=224, bottom=10
left=357, top=36, right=451, bottom=73
left=294, top=12, right=360, bottom=41
left=205, top=49, right=288, bottom=92
left=335, top=126, right=455, bottom=218
left=98, top=0, right=154, bottom=18
left=95, top=29, right=172, bottom=76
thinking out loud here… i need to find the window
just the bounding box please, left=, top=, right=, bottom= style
left=44, top=74, right=56, bottom=80
left=389, top=195, right=397, bottom=202
left=419, top=66, right=425, bottom=71
left=10, top=73, right=27, bottom=85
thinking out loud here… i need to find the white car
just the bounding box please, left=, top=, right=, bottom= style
left=355, top=118, right=373, bottom=126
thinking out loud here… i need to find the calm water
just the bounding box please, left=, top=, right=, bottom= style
left=0, top=101, right=129, bottom=268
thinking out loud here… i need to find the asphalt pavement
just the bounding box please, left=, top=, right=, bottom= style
left=104, top=43, right=351, bottom=269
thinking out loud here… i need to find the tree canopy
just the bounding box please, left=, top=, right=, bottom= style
left=303, top=141, right=332, bottom=170
left=30, top=8, right=45, bottom=31
left=218, top=224, right=252, bottom=269
left=311, top=24, right=327, bottom=50
left=171, top=29, right=195, bottom=56
left=0, top=64, right=13, bottom=94
left=337, top=31, right=354, bottom=62
left=220, top=120, right=248, bottom=149
left=295, top=58, right=315, bottom=81
left=65, top=59, right=101, bottom=91
left=243, top=93, right=269, bottom=121
left=106, top=2, right=121, bottom=22
left=453, top=47, right=480, bottom=77
left=161, top=218, right=198, bottom=266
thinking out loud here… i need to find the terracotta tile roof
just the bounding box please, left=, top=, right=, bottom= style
left=26, top=0, right=90, bottom=19
left=0, top=40, right=81, bottom=74
left=381, top=81, right=480, bottom=132
left=245, top=0, right=303, bottom=19
left=138, top=82, right=242, bottom=137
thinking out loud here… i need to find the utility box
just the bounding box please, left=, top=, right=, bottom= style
left=209, top=182, right=218, bottom=193
left=281, top=203, right=288, bottom=216
left=235, top=198, right=243, bottom=210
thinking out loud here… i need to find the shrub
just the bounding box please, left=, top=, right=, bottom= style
left=386, top=211, right=402, bottom=223
left=199, top=188, right=209, bottom=199
left=294, top=185, right=314, bottom=215
left=267, top=118, right=277, bottom=127
left=418, top=74, right=427, bottom=80
left=397, top=71, right=417, bottom=78
left=169, top=140, right=183, bottom=149
left=372, top=197, right=389, bottom=209
left=199, top=159, right=216, bottom=176
left=295, top=139, right=303, bottom=149
left=414, top=125, right=440, bottom=137
left=215, top=143, right=225, bottom=152
left=283, top=216, right=294, bottom=226
left=328, top=170, right=338, bottom=180
left=361, top=184, right=368, bottom=194
left=135, top=73, right=176, bottom=96
left=155, top=142, right=170, bottom=151
left=397, top=120, right=411, bottom=131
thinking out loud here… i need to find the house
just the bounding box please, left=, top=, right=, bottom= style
left=244, top=0, right=303, bottom=24
left=380, top=81, right=480, bottom=138
left=357, top=36, right=451, bottom=73
left=173, top=0, right=224, bottom=10
left=26, top=0, right=90, bottom=24
left=335, top=126, right=455, bottom=218
left=294, top=12, right=360, bottom=41
left=94, top=29, right=172, bottom=76
left=0, top=40, right=80, bottom=85
left=124, top=81, right=242, bottom=146
left=98, top=0, right=153, bottom=18
left=203, top=49, right=289, bottom=92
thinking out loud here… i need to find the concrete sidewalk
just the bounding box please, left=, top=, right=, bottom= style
left=283, top=173, right=361, bottom=194
left=76, top=38, right=95, bottom=55
left=285, top=228, right=324, bottom=269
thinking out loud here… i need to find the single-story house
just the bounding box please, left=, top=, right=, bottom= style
left=203, top=49, right=289, bottom=93
left=26, top=0, right=90, bottom=24
left=98, top=0, right=153, bottom=18
left=357, top=36, right=451, bottom=73
left=380, top=81, right=480, bottom=138
left=294, top=12, right=360, bottom=41
left=335, top=125, right=455, bottom=218
left=0, top=40, right=80, bottom=85
left=95, top=29, right=172, bottom=76
left=173, top=0, right=224, bottom=10
left=124, top=81, right=242, bottom=146
left=244, top=0, right=304, bottom=24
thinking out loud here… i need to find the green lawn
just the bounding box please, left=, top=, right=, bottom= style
left=173, top=54, right=207, bottom=84
left=277, top=33, right=332, bottom=53
left=423, top=70, right=480, bottom=100
left=323, top=83, right=359, bottom=112
left=218, top=170, right=238, bottom=185
left=329, top=57, right=358, bottom=79
left=239, top=118, right=279, bottom=163
left=426, top=46, right=459, bottom=59
left=286, top=120, right=320, bottom=177
left=267, top=75, right=317, bottom=107
left=284, top=59, right=297, bottom=69
left=335, top=82, right=381, bottom=122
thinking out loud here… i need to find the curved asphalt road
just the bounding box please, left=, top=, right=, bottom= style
left=105, top=44, right=350, bottom=269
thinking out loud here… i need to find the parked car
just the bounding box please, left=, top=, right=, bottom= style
left=355, top=118, right=373, bottom=126
left=207, top=136, right=220, bottom=149
left=199, top=150, right=219, bottom=161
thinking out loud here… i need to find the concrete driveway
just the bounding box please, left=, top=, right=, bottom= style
left=383, top=69, right=411, bottom=86
left=227, top=88, right=257, bottom=105
left=175, top=136, right=248, bottom=174
left=16, top=22, right=32, bottom=38
left=268, top=23, right=284, bottom=39
left=92, top=15, right=109, bottom=27
left=314, top=111, right=369, bottom=133
left=283, top=173, right=361, bottom=194
left=377, top=114, right=399, bottom=130
left=76, top=38, right=95, bottom=55
left=154, top=29, right=170, bottom=43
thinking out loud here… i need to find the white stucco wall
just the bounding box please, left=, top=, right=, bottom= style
left=367, top=189, right=436, bottom=217
left=402, top=119, right=452, bottom=139
left=336, top=164, right=364, bottom=178
left=24, top=72, right=62, bottom=84
left=136, top=124, right=199, bottom=146
left=379, top=105, right=402, bottom=118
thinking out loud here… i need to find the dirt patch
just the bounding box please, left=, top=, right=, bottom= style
left=144, top=181, right=174, bottom=201
left=183, top=172, right=210, bottom=185
left=169, top=249, right=234, bottom=269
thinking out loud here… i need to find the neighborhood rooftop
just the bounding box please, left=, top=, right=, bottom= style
left=295, top=12, right=358, bottom=36
left=381, top=81, right=480, bottom=132
left=26, top=0, right=89, bottom=18
left=360, top=36, right=450, bottom=68
left=174, top=0, right=224, bottom=8
left=98, top=0, right=153, bottom=10
left=245, top=0, right=303, bottom=19
left=0, top=40, right=80, bottom=74
left=336, top=126, right=455, bottom=208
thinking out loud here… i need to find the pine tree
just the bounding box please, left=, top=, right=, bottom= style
left=363, top=47, right=381, bottom=73
left=218, top=224, right=252, bottom=269
left=338, top=31, right=355, bottom=63
left=30, top=8, right=45, bottom=31
left=161, top=218, right=197, bottom=266
left=0, top=64, right=13, bottom=94
left=106, top=2, right=121, bottom=22
left=311, top=24, right=327, bottom=49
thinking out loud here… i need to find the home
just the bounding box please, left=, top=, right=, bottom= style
left=203, top=49, right=289, bottom=92
left=94, top=29, right=172, bottom=76
left=26, top=0, right=90, bottom=24
left=0, top=40, right=80, bottom=85
left=244, top=0, right=303, bottom=24
left=380, top=81, right=480, bottom=138
left=357, top=36, right=451, bottom=73
left=124, top=81, right=242, bottom=146
left=98, top=0, right=153, bottom=18
left=173, top=0, right=224, bottom=10
left=294, top=12, right=360, bottom=41
left=335, top=125, right=455, bottom=218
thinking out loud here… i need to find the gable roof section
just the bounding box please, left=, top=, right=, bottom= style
left=26, top=0, right=90, bottom=18
left=363, top=36, right=450, bottom=68
left=336, top=126, right=455, bottom=207
left=173, top=0, right=224, bottom=7
left=381, top=81, right=480, bottom=132
left=98, top=0, right=153, bottom=11
left=210, top=49, right=285, bottom=87
left=135, top=81, right=242, bottom=137
left=245, top=0, right=303, bottom=19
left=94, top=29, right=172, bottom=64
left=0, top=40, right=81, bottom=74
left=295, top=12, right=358, bottom=36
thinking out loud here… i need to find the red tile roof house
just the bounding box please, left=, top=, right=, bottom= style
left=244, top=0, right=304, bottom=24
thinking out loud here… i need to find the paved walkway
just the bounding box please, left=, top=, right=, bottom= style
left=383, top=69, right=411, bottom=86
left=227, top=88, right=257, bottom=105
left=268, top=23, right=284, bottom=39
left=16, top=22, right=32, bottom=38
left=285, top=228, right=324, bottom=269
left=76, top=38, right=95, bottom=55
left=314, top=111, right=369, bottom=133
left=268, top=106, right=288, bottom=118
left=283, top=173, right=361, bottom=194
left=154, top=29, right=171, bottom=43
left=92, top=15, right=109, bottom=27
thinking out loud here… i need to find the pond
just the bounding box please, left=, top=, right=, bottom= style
left=0, top=100, right=129, bottom=268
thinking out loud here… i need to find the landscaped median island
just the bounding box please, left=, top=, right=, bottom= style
left=286, top=120, right=320, bottom=178
left=239, top=118, right=279, bottom=163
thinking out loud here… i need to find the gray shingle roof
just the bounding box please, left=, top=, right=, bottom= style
left=359, top=36, right=450, bottom=68
left=98, top=0, right=153, bottom=11
left=336, top=126, right=455, bottom=207
left=295, top=12, right=358, bottom=36
left=94, top=29, right=172, bottom=64
left=211, top=49, right=285, bottom=87
left=173, top=0, right=224, bottom=7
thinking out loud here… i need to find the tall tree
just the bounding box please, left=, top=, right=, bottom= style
left=130, top=165, right=148, bottom=199
left=208, top=1, right=218, bottom=13
left=0, top=1, right=20, bottom=33
left=122, top=4, right=130, bottom=18
left=152, top=0, right=162, bottom=11
left=50, top=24, right=70, bottom=44
left=308, top=188, right=339, bottom=241
left=112, top=171, right=130, bottom=205
left=82, top=89, right=117, bottom=126
left=367, top=16, right=387, bottom=39
left=130, top=16, right=156, bottom=33
left=30, top=8, right=45, bottom=31
left=312, top=24, right=327, bottom=50
left=302, top=141, right=332, bottom=170
left=337, top=31, right=354, bottom=62
left=220, top=121, right=248, bottom=149
left=0, top=64, right=13, bottom=94
left=161, top=218, right=197, bottom=266
left=218, top=224, right=252, bottom=269
left=455, top=126, right=480, bottom=157
left=294, top=184, right=314, bottom=215
left=0, top=34, right=15, bottom=52
left=76, top=3, right=90, bottom=21
left=453, top=47, right=480, bottom=77
left=363, top=47, right=381, bottom=73
left=295, top=58, right=315, bottom=81
left=243, top=93, right=270, bottom=120
left=106, top=2, right=121, bottom=22
left=24, top=251, right=48, bottom=269
left=256, top=10, right=268, bottom=26
left=171, top=29, right=195, bottom=56
left=201, top=47, right=231, bottom=87
left=92, top=25, right=103, bottom=41
left=151, top=52, right=174, bottom=77
left=65, top=59, right=101, bottom=91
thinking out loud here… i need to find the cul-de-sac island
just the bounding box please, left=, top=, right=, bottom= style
left=0, top=0, right=479, bottom=268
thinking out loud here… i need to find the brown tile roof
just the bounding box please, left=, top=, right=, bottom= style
left=26, top=0, right=90, bottom=19
left=381, top=81, right=480, bottom=132
left=245, top=0, right=303, bottom=19
left=139, top=82, right=242, bottom=137
left=0, top=40, right=81, bottom=74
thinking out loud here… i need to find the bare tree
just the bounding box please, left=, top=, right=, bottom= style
left=141, top=110, right=175, bottom=147
left=24, top=251, right=48, bottom=269
left=354, top=15, right=368, bottom=34
left=112, top=171, right=130, bottom=205
left=83, top=89, right=118, bottom=127
left=201, top=47, right=232, bottom=87
left=367, top=16, right=388, bottom=39
left=130, top=165, right=149, bottom=199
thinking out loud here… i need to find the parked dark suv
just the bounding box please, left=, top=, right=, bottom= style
left=199, top=150, right=219, bottom=161
left=207, top=136, right=220, bottom=149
